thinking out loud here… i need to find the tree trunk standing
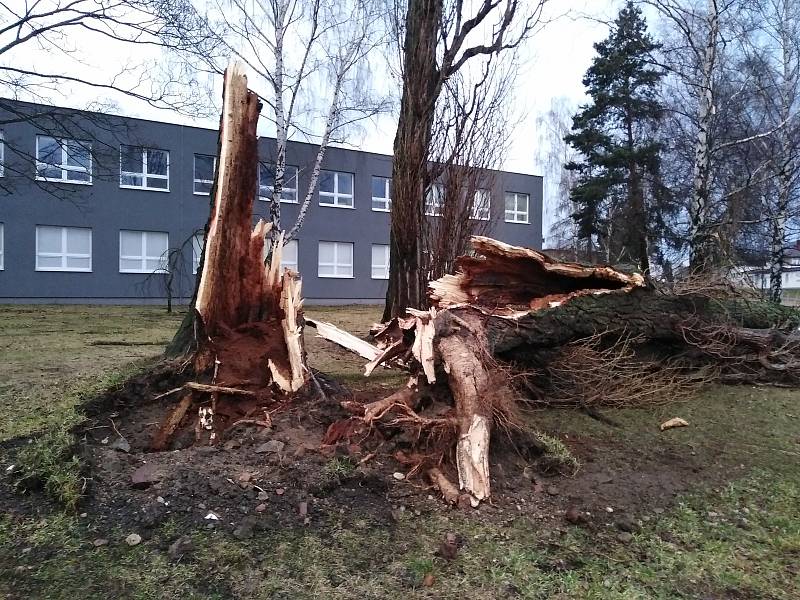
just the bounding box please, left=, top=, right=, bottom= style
left=167, top=62, right=309, bottom=400
left=382, top=0, right=442, bottom=321
left=688, top=0, right=719, bottom=272
left=625, top=98, right=650, bottom=274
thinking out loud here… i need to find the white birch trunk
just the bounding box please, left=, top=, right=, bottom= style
left=688, top=0, right=719, bottom=270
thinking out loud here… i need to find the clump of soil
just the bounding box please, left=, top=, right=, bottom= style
left=2, top=362, right=728, bottom=542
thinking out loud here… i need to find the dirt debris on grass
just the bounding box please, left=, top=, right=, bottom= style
left=3, top=305, right=800, bottom=599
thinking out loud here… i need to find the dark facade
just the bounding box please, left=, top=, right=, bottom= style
left=0, top=100, right=543, bottom=304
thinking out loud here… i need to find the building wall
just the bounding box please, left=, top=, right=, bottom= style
left=0, top=101, right=543, bottom=304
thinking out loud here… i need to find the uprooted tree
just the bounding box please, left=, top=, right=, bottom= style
left=156, top=62, right=800, bottom=508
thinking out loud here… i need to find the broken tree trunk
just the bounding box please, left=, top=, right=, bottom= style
left=193, top=62, right=308, bottom=395
left=153, top=63, right=311, bottom=450
left=314, top=235, right=800, bottom=504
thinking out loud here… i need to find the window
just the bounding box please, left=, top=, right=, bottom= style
left=194, top=155, right=216, bottom=194
left=281, top=239, right=298, bottom=271
left=0, top=131, right=4, bottom=177
left=36, top=136, right=91, bottom=183
left=318, top=241, right=353, bottom=278
left=119, top=230, right=169, bottom=273
left=0, top=223, right=4, bottom=270
left=192, top=233, right=203, bottom=274
left=319, top=170, right=354, bottom=208
left=425, top=183, right=444, bottom=216
left=120, top=145, right=169, bottom=190
left=372, top=176, right=391, bottom=211
left=504, top=192, right=530, bottom=223
left=259, top=164, right=299, bottom=203
left=35, top=226, right=91, bottom=271
left=371, top=244, right=389, bottom=279
left=472, top=189, right=491, bottom=220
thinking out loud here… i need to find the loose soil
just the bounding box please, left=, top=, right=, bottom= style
left=1, top=359, right=738, bottom=545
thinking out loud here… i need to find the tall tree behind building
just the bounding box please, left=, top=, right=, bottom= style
left=564, top=1, right=667, bottom=272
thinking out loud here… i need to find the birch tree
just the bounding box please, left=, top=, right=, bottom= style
left=154, top=0, right=387, bottom=243
left=743, top=0, right=800, bottom=302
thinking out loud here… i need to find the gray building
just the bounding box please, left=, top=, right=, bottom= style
left=0, top=100, right=543, bottom=304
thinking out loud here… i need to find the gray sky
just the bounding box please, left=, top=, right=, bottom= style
left=7, top=0, right=619, bottom=235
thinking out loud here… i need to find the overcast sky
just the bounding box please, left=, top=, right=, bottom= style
left=8, top=0, right=621, bottom=235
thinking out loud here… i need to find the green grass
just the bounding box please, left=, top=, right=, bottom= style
left=1, top=305, right=799, bottom=599
left=2, top=468, right=798, bottom=599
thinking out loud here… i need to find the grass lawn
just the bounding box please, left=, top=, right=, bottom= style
left=1, top=305, right=800, bottom=599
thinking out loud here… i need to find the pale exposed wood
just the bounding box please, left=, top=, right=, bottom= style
left=436, top=311, right=493, bottom=503
left=151, top=394, right=193, bottom=451
left=429, top=235, right=645, bottom=313
left=268, top=270, right=307, bottom=392
left=427, top=468, right=460, bottom=505
left=195, top=62, right=263, bottom=334
left=185, top=382, right=258, bottom=397
left=305, top=318, right=382, bottom=361
left=407, top=308, right=437, bottom=384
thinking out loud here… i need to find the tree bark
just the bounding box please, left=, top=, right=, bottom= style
left=383, top=0, right=442, bottom=321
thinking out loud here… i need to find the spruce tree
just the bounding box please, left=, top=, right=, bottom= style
left=564, top=1, right=666, bottom=272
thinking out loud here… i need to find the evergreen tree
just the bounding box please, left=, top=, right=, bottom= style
left=564, top=1, right=667, bottom=272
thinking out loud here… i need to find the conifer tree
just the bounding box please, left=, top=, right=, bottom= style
left=565, top=1, right=667, bottom=272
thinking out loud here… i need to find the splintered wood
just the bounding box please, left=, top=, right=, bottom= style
left=151, top=62, right=311, bottom=452
left=310, top=235, right=647, bottom=506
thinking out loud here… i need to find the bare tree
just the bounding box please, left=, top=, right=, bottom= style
left=535, top=97, right=581, bottom=256
left=152, top=0, right=388, bottom=244
left=742, top=0, right=800, bottom=302
left=383, top=0, right=548, bottom=320
left=422, top=56, right=514, bottom=283
left=645, top=0, right=796, bottom=270
left=0, top=0, right=213, bottom=197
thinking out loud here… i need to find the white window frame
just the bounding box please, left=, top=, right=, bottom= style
left=119, top=230, right=169, bottom=274
left=119, top=145, right=170, bottom=192
left=281, top=239, right=299, bottom=271
left=35, top=226, right=92, bottom=272
left=0, top=223, right=4, bottom=270
left=371, top=176, right=391, bottom=212
left=471, top=189, right=491, bottom=220
left=371, top=244, right=389, bottom=279
left=191, top=233, right=203, bottom=274
left=425, top=183, right=444, bottom=216
left=319, top=171, right=354, bottom=208
left=318, top=241, right=354, bottom=278
left=193, top=154, right=216, bottom=195
left=504, top=192, right=530, bottom=224
left=259, top=164, right=299, bottom=203
left=35, top=135, right=92, bottom=184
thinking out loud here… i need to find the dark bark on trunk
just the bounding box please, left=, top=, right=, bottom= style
left=383, top=0, right=442, bottom=321
left=475, top=289, right=800, bottom=359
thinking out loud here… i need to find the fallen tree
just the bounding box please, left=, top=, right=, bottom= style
left=313, top=236, right=800, bottom=505
left=149, top=63, right=799, bottom=509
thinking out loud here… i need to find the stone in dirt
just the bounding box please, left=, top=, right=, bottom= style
left=257, top=491, right=269, bottom=501
left=546, top=485, right=559, bottom=496
left=255, top=440, right=285, bottom=454
left=109, top=436, right=131, bottom=453
left=92, top=538, right=109, bottom=547
left=565, top=506, right=585, bottom=525
left=298, top=501, right=308, bottom=517
left=392, top=472, right=405, bottom=481
left=233, top=516, right=258, bottom=540
left=616, top=516, right=639, bottom=533
left=616, top=532, right=633, bottom=544
left=255, top=503, right=267, bottom=513
left=130, top=463, right=161, bottom=489
left=125, top=533, right=142, bottom=546
left=168, top=535, right=194, bottom=560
